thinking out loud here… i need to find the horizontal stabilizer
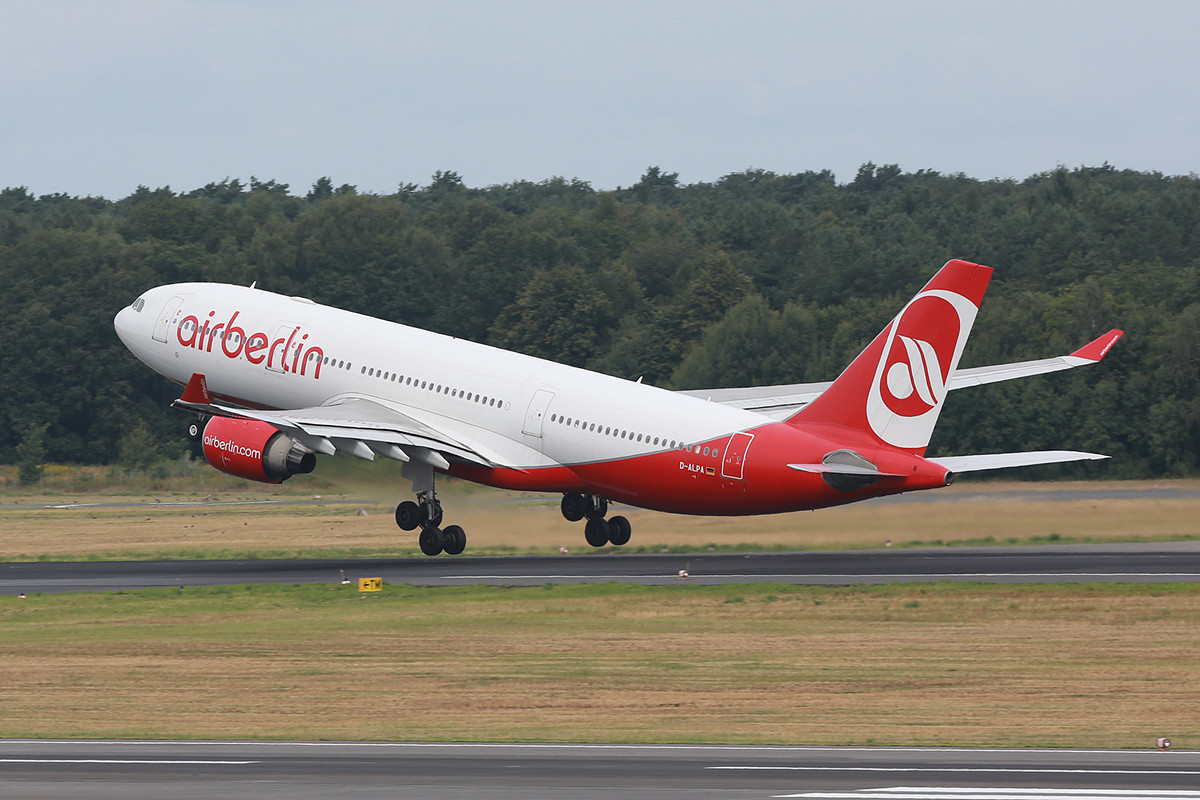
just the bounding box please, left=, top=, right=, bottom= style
left=787, top=463, right=905, bottom=477
left=930, top=450, right=1109, bottom=473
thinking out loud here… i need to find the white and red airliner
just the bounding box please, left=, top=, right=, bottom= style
left=114, top=259, right=1122, bottom=556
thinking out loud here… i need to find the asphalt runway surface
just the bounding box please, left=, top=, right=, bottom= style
left=3, top=542, right=1200, bottom=594
left=0, top=740, right=1196, bottom=799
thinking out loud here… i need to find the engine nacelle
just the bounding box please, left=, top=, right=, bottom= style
left=201, top=416, right=316, bottom=484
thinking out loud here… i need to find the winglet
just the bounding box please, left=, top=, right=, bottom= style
left=1069, top=329, right=1124, bottom=362
left=180, top=372, right=212, bottom=404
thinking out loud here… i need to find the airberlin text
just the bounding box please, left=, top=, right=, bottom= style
left=177, top=311, right=324, bottom=379
left=203, top=434, right=262, bottom=461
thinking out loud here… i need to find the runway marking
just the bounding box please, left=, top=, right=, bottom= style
left=0, top=759, right=258, bottom=765
left=714, top=767, right=1200, bottom=776
left=774, top=790, right=1200, bottom=799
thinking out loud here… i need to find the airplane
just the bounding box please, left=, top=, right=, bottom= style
left=113, top=259, right=1123, bottom=556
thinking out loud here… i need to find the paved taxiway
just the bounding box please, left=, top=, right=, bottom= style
left=1, top=740, right=1196, bottom=799
left=2, top=542, right=1199, bottom=594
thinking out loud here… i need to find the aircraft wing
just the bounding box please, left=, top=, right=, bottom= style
left=173, top=375, right=502, bottom=468
left=674, top=382, right=828, bottom=420
left=678, top=329, right=1123, bottom=420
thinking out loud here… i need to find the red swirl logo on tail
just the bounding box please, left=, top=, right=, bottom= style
left=882, top=334, right=946, bottom=416
left=876, top=294, right=960, bottom=417
left=866, top=291, right=975, bottom=448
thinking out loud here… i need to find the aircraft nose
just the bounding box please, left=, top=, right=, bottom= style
left=113, top=305, right=134, bottom=345
left=113, top=302, right=146, bottom=351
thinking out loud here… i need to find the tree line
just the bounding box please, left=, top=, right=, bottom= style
left=1, top=164, right=1196, bottom=478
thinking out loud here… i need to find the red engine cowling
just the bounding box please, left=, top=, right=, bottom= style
left=201, top=417, right=317, bottom=484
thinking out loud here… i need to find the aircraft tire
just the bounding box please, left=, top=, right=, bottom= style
left=395, top=501, right=422, bottom=531
left=584, top=517, right=610, bottom=548
left=561, top=493, right=587, bottom=522
left=419, top=526, right=444, bottom=556
left=607, top=515, right=632, bottom=546
left=442, top=525, right=467, bottom=555
left=187, top=420, right=203, bottom=441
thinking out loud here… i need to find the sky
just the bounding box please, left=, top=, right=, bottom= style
left=2, top=0, right=1198, bottom=199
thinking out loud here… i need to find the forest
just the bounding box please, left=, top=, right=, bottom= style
left=0, top=163, right=1197, bottom=479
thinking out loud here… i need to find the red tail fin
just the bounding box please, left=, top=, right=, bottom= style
left=791, top=260, right=992, bottom=453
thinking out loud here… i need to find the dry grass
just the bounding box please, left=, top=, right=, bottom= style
left=0, top=582, right=1196, bottom=747
left=0, top=478, right=1197, bottom=559
left=1, top=475, right=1197, bottom=747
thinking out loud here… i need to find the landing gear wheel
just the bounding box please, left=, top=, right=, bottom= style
left=186, top=420, right=203, bottom=441
left=395, top=501, right=422, bottom=531
left=607, top=515, right=632, bottom=546
left=441, top=525, right=467, bottom=556
left=419, top=526, right=444, bottom=556
left=584, top=517, right=611, bottom=548
left=561, top=493, right=587, bottom=522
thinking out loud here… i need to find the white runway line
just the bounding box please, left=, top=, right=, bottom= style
left=775, top=789, right=1200, bottom=799
left=713, top=766, right=1200, bottom=776
left=0, top=759, right=258, bottom=765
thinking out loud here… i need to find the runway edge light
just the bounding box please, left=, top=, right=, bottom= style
left=1158, top=737, right=1172, bottom=750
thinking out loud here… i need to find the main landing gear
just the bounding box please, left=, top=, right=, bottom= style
left=561, top=492, right=631, bottom=548
left=395, top=461, right=466, bottom=556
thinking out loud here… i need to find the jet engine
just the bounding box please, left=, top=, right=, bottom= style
left=201, top=416, right=316, bottom=483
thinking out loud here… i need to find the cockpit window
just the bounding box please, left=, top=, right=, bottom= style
left=131, top=297, right=146, bottom=312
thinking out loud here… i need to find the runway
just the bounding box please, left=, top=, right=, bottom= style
left=0, top=740, right=1196, bottom=799
left=3, top=542, right=1200, bottom=594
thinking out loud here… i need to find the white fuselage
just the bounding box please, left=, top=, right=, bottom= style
left=115, top=283, right=773, bottom=503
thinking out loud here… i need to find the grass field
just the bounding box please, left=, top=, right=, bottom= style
left=0, top=581, right=1196, bottom=748
left=1, top=469, right=1197, bottom=747
left=1, top=470, right=1198, bottom=560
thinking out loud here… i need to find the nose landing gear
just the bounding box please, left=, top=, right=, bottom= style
left=562, top=492, right=631, bottom=548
